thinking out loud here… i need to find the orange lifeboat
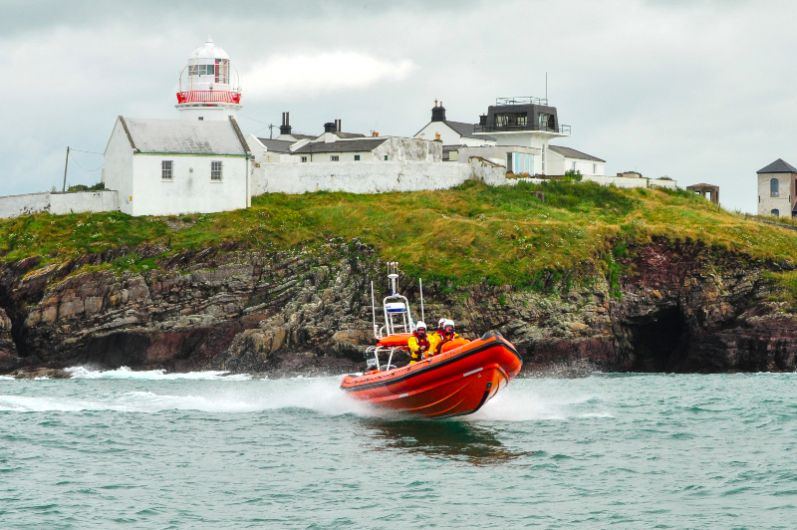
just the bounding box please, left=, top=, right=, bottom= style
left=340, top=332, right=522, bottom=418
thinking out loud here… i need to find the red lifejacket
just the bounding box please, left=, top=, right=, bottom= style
left=409, top=333, right=430, bottom=361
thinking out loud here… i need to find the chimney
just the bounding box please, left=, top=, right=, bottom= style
left=431, top=99, right=446, bottom=122
left=335, top=118, right=342, bottom=132
left=371, top=130, right=380, bottom=137
left=323, top=121, right=337, bottom=133
left=279, top=111, right=292, bottom=135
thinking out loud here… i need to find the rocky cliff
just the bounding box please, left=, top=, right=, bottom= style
left=0, top=237, right=795, bottom=375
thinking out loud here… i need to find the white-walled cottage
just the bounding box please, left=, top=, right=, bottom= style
left=102, top=116, right=250, bottom=216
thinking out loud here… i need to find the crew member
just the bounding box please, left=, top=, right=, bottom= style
left=427, top=318, right=445, bottom=356
left=408, top=321, right=431, bottom=364
left=434, top=319, right=462, bottom=354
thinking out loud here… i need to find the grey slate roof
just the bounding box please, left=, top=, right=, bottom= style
left=548, top=145, right=605, bottom=163
left=121, top=117, right=247, bottom=156
left=757, top=158, right=797, bottom=174
left=292, top=138, right=387, bottom=154
left=257, top=138, right=294, bottom=154
left=335, top=132, right=366, bottom=139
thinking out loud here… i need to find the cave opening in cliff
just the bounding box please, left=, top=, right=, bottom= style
left=629, top=306, right=688, bottom=371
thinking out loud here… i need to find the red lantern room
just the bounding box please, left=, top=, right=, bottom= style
left=175, top=38, right=241, bottom=121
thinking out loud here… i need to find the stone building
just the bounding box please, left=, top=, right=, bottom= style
left=756, top=158, right=797, bottom=218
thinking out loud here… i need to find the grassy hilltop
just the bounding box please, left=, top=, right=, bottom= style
left=1, top=181, right=796, bottom=293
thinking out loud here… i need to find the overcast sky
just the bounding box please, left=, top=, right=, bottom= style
left=2, top=0, right=795, bottom=212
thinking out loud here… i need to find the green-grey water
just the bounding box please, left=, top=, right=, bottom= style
left=1, top=369, right=795, bottom=529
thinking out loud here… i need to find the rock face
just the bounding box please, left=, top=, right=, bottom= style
left=0, top=307, right=21, bottom=371
left=0, top=238, right=795, bottom=374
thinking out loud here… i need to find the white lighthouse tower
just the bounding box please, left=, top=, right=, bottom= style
left=175, top=38, right=241, bottom=121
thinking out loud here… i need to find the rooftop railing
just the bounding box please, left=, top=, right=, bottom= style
left=176, top=90, right=241, bottom=104
left=474, top=123, right=571, bottom=135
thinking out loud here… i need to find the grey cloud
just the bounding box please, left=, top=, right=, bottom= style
left=0, top=0, right=792, bottom=213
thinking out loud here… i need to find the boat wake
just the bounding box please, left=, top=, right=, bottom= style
left=470, top=383, right=613, bottom=422
left=0, top=371, right=611, bottom=421
left=65, top=366, right=252, bottom=381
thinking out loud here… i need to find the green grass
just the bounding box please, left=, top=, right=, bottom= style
left=1, top=180, right=796, bottom=289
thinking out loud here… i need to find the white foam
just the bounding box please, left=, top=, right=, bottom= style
left=0, top=376, right=382, bottom=417
left=65, top=366, right=252, bottom=381
left=468, top=383, right=613, bottom=422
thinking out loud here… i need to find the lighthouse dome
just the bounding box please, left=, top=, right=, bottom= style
left=189, top=38, right=230, bottom=61
left=176, top=38, right=241, bottom=121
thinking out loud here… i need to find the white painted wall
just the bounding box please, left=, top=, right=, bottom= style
left=547, top=150, right=606, bottom=176
left=0, top=191, right=119, bottom=219
left=129, top=154, right=249, bottom=216
left=0, top=193, right=52, bottom=218
left=49, top=191, right=119, bottom=215
left=253, top=161, right=501, bottom=195
left=757, top=173, right=794, bottom=217
left=102, top=119, right=134, bottom=214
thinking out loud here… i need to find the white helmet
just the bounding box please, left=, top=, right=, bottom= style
left=444, top=319, right=455, bottom=329
left=415, top=321, right=427, bottom=331
left=438, top=318, right=446, bottom=328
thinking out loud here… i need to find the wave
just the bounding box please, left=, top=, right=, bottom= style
left=1, top=374, right=612, bottom=422
left=65, top=366, right=252, bottom=381
left=470, top=384, right=613, bottom=422
left=0, top=377, right=380, bottom=417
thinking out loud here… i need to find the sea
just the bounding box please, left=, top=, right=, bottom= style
left=1, top=369, right=795, bottom=529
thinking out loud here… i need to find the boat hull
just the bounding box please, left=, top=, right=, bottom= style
left=340, top=335, right=522, bottom=418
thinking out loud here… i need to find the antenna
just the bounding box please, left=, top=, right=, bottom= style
left=370, top=281, right=378, bottom=339
left=419, top=278, right=425, bottom=323
left=387, top=261, right=399, bottom=295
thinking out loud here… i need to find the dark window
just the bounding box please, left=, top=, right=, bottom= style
left=383, top=155, right=388, bottom=161
left=494, top=112, right=528, bottom=129
left=771, top=178, right=779, bottom=196
left=161, top=160, right=173, bottom=180
left=211, top=161, right=223, bottom=180
left=331, top=155, right=340, bottom=162
left=301, top=156, right=308, bottom=163
left=771, top=209, right=780, bottom=216
left=354, top=154, right=361, bottom=161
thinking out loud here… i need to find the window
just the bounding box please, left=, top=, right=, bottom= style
left=211, top=161, right=223, bottom=181
left=593, top=163, right=597, bottom=174
left=354, top=154, right=361, bottom=161
left=771, top=209, right=780, bottom=216
left=510, top=152, right=534, bottom=174
left=301, top=156, right=308, bottom=163
left=161, top=160, right=173, bottom=180
left=495, top=112, right=528, bottom=129
left=571, top=161, right=576, bottom=171
left=215, top=59, right=229, bottom=84
left=188, top=64, right=215, bottom=76
left=770, top=178, right=780, bottom=197
left=331, top=155, right=340, bottom=162
left=383, top=155, right=389, bottom=161
left=538, top=113, right=555, bottom=131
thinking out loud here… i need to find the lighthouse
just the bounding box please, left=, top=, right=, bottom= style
left=175, top=38, right=241, bottom=121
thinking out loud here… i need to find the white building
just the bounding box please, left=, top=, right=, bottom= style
left=757, top=158, right=797, bottom=218
left=547, top=145, right=606, bottom=176
left=101, top=38, right=251, bottom=216
left=244, top=115, right=483, bottom=195
left=102, top=116, right=250, bottom=216
left=414, top=98, right=607, bottom=177
left=415, top=101, right=496, bottom=147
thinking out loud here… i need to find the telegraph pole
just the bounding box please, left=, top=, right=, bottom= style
left=62, top=146, right=70, bottom=192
